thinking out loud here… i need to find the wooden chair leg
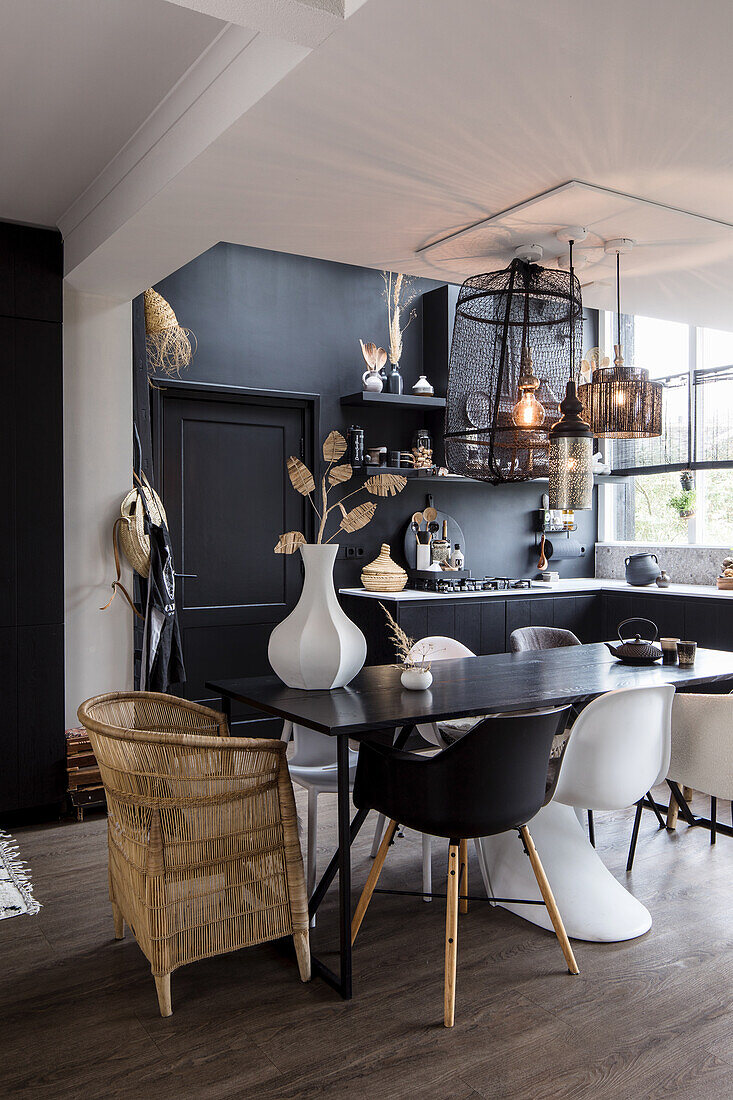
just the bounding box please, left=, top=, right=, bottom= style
left=351, top=819, right=398, bottom=944
left=154, top=973, right=172, bottom=1017
left=111, top=902, right=124, bottom=940
left=519, top=826, right=579, bottom=976
left=459, top=838, right=468, bottom=915
left=444, top=843, right=460, bottom=1028
left=293, top=930, right=311, bottom=982
left=666, top=794, right=679, bottom=830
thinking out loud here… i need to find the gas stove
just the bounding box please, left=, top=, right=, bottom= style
left=410, top=576, right=535, bottom=594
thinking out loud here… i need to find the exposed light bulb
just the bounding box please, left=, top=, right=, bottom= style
left=512, top=389, right=546, bottom=429
left=512, top=345, right=545, bottom=429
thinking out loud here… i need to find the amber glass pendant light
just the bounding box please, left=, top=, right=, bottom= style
left=579, top=240, right=663, bottom=439
left=549, top=236, right=594, bottom=510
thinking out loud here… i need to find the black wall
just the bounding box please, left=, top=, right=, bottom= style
left=0, top=221, right=64, bottom=815
left=152, top=243, right=597, bottom=587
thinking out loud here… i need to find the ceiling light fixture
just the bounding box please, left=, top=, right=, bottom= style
left=548, top=233, right=594, bottom=510
left=578, top=239, right=663, bottom=439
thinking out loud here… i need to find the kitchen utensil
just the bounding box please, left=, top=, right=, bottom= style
left=660, top=638, right=679, bottom=665
left=423, top=506, right=437, bottom=525
left=412, top=511, right=424, bottom=529
left=677, top=641, right=697, bottom=667
left=403, top=510, right=466, bottom=571
left=606, top=619, right=663, bottom=665
left=624, top=552, right=661, bottom=587
left=538, top=534, right=548, bottom=571
left=427, top=521, right=439, bottom=540
left=410, top=520, right=420, bottom=544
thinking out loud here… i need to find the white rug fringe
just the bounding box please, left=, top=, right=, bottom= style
left=0, top=830, right=41, bottom=919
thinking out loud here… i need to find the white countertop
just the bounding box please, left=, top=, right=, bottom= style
left=340, top=578, right=733, bottom=602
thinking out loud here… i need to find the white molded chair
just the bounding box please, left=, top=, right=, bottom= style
left=628, top=693, right=733, bottom=864
left=370, top=636, right=478, bottom=901
left=479, top=684, right=675, bottom=942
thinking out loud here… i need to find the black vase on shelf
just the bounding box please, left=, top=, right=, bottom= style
left=386, top=363, right=403, bottom=395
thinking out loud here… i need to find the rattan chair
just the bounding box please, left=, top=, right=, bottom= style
left=77, top=691, right=310, bottom=1017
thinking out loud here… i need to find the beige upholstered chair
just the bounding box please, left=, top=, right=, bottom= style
left=77, top=692, right=310, bottom=1017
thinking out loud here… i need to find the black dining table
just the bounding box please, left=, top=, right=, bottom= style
left=207, top=642, right=733, bottom=1000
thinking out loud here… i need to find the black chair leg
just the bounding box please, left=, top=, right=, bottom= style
left=587, top=810, right=595, bottom=848
left=647, top=792, right=666, bottom=830
left=711, top=796, right=717, bottom=845
left=627, top=800, right=643, bottom=872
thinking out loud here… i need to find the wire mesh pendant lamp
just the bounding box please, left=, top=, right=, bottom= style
left=548, top=237, right=594, bottom=510
left=444, top=247, right=583, bottom=483
left=579, top=240, right=663, bottom=439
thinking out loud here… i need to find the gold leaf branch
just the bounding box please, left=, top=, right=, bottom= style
left=276, top=429, right=406, bottom=550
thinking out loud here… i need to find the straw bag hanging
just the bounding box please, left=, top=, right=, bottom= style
left=101, top=473, right=167, bottom=618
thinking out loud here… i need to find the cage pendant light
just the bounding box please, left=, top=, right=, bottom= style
left=444, top=248, right=582, bottom=483
left=549, top=239, right=594, bottom=510
left=578, top=241, right=663, bottom=439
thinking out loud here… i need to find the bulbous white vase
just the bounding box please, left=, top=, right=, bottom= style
left=268, top=544, right=367, bottom=689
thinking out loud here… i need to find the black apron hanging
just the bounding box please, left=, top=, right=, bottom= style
left=137, top=473, right=186, bottom=692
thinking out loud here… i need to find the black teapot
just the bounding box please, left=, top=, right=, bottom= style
left=606, top=619, right=664, bottom=665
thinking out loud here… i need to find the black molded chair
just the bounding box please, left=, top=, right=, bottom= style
left=351, top=708, right=578, bottom=1027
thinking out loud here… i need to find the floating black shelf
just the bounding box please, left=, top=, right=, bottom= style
left=340, top=391, right=446, bottom=409
left=353, top=465, right=478, bottom=483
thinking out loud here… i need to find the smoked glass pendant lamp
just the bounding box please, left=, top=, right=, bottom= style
left=548, top=238, right=594, bottom=510
left=578, top=240, right=663, bottom=439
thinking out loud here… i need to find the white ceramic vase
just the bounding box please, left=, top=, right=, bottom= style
left=268, top=543, right=367, bottom=689
left=401, top=667, right=433, bottom=691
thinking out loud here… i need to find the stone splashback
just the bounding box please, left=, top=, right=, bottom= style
left=595, top=543, right=728, bottom=586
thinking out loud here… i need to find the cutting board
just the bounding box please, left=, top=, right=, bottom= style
left=403, top=509, right=466, bottom=571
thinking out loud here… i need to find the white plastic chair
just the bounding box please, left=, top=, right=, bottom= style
left=479, top=684, right=675, bottom=942
left=370, top=635, right=478, bottom=901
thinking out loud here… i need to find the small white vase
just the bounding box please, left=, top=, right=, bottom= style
left=268, top=544, right=367, bottom=689
left=401, top=667, right=433, bottom=691
left=362, top=369, right=383, bottom=392
left=412, top=374, right=434, bottom=396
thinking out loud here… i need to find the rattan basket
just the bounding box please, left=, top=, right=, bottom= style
left=361, top=543, right=407, bottom=592
left=118, top=482, right=167, bottom=578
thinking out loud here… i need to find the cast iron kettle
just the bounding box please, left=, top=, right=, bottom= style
left=606, top=618, right=664, bottom=666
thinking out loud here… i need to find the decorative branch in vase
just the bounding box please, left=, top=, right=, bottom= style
left=381, top=271, right=418, bottom=395
left=380, top=602, right=434, bottom=690
left=268, top=430, right=406, bottom=691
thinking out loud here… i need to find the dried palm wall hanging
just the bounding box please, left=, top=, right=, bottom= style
left=144, top=288, right=197, bottom=375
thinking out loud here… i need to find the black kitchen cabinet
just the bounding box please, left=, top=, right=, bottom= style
left=552, top=595, right=602, bottom=643
left=481, top=601, right=506, bottom=654
left=0, top=222, right=64, bottom=814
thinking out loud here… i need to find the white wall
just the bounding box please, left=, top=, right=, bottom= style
left=63, top=286, right=133, bottom=725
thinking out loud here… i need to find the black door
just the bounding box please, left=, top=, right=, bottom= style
left=159, top=388, right=312, bottom=731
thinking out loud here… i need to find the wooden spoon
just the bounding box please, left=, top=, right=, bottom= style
left=538, top=534, right=548, bottom=571
left=376, top=347, right=388, bottom=371
left=412, top=511, right=424, bottom=530
left=423, top=506, right=437, bottom=526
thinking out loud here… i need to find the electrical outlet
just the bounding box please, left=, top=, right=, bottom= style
left=345, top=546, right=365, bottom=559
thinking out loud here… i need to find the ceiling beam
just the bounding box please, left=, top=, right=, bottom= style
left=162, top=0, right=369, bottom=47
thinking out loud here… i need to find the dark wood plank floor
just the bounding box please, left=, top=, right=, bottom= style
left=2, top=787, right=733, bottom=1099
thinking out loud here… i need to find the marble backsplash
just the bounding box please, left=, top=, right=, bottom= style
left=595, top=543, right=728, bottom=586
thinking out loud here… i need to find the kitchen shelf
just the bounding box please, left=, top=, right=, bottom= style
left=340, top=391, right=446, bottom=409
left=353, top=466, right=481, bottom=483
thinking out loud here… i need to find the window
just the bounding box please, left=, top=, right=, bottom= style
left=600, top=311, right=733, bottom=546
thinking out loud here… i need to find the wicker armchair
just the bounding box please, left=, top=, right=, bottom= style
left=77, top=691, right=310, bottom=1017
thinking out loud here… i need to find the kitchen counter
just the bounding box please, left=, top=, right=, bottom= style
left=340, top=578, right=733, bottom=602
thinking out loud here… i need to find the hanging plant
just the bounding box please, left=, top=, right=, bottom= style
left=668, top=488, right=696, bottom=519
left=274, top=429, right=407, bottom=552
left=680, top=469, right=694, bottom=491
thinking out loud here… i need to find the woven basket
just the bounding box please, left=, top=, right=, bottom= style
left=144, top=288, right=179, bottom=333
left=118, top=483, right=167, bottom=578
left=361, top=543, right=407, bottom=592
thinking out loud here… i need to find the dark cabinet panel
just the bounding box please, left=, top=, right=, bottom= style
left=15, top=320, right=64, bottom=626
left=481, top=600, right=506, bottom=654
left=505, top=599, right=531, bottom=647
left=529, top=597, right=555, bottom=627
left=603, top=591, right=686, bottom=643
left=0, top=224, right=14, bottom=318
left=16, top=624, right=65, bottom=808
left=427, top=602, right=456, bottom=641
left=0, top=627, right=18, bottom=811
left=0, top=319, right=16, bottom=627
left=454, top=602, right=481, bottom=654
left=399, top=605, right=429, bottom=649
left=12, top=226, right=63, bottom=323
left=576, top=594, right=602, bottom=642
left=683, top=598, right=732, bottom=651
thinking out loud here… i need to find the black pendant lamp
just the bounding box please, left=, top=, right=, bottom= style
left=548, top=237, right=594, bottom=510
left=444, top=245, right=580, bottom=483
left=579, top=240, right=663, bottom=439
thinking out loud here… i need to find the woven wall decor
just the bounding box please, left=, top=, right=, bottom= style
left=144, top=288, right=196, bottom=375
left=444, top=259, right=582, bottom=483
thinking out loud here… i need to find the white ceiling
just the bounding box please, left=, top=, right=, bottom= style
left=0, top=0, right=222, bottom=225
left=8, top=0, right=733, bottom=331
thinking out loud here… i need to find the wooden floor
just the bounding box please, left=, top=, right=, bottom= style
left=2, top=788, right=733, bottom=1099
